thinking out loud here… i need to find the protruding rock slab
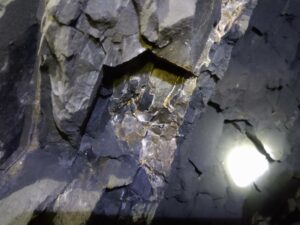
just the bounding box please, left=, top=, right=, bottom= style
left=134, top=0, right=221, bottom=72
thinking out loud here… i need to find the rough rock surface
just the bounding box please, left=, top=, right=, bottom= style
left=134, top=0, right=220, bottom=72
left=154, top=0, right=300, bottom=224
left=0, top=0, right=40, bottom=164
left=1, top=0, right=299, bottom=225
left=39, top=0, right=221, bottom=146
left=34, top=0, right=228, bottom=222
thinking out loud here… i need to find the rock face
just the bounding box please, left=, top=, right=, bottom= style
left=0, top=0, right=40, bottom=164
left=33, top=0, right=255, bottom=223
left=2, top=0, right=299, bottom=225
left=134, top=0, right=220, bottom=72
left=33, top=0, right=227, bottom=223
left=40, top=0, right=221, bottom=146
left=154, top=0, right=300, bottom=224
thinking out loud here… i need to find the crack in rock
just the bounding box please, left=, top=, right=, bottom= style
left=245, top=127, right=276, bottom=163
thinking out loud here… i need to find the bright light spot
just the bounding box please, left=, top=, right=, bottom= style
left=226, top=144, right=269, bottom=187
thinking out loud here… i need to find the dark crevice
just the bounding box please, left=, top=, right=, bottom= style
left=210, top=74, right=220, bottom=83
left=84, top=13, right=100, bottom=28
left=105, top=184, right=131, bottom=192
left=27, top=189, right=64, bottom=225
left=201, top=69, right=220, bottom=82
left=292, top=175, right=300, bottom=180
left=208, top=100, right=224, bottom=113
left=153, top=53, right=196, bottom=78
left=102, top=50, right=195, bottom=87
left=251, top=26, right=263, bottom=36
left=251, top=26, right=269, bottom=43
left=225, top=121, right=243, bottom=132
left=27, top=177, right=76, bottom=225
left=54, top=122, right=75, bottom=145
left=266, top=84, right=283, bottom=91
left=224, top=119, right=252, bottom=131
left=224, top=119, right=281, bottom=169
left=280, top=12, right=296, bottom=23
left=96, top=154, right=131, bottom=161
left=68, top=11, right=81, bottom=28
left=188, top=159, right=202, bottom=177
left=224, top=119, right=252, bottom=125
left=27, top=211, right=55, bottom=225
left=140, top=33, right=159, bottom=49
left=138, top=89, right=154, bottom=111
left=224, top=118, right=253, bottom=135
left=245, top=129, right=276, bottom=163
left=253, top=182, right=262, bottom=193
left=101, top=54, right=147, bottom=88
left=78, top=71, right=104, bottom=139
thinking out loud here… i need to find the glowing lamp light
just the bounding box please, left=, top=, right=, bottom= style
left=226, top=144, right=270, bottom=187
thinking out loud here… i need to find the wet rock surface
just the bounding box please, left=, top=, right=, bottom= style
left=0, top=0, right=299, bottom=225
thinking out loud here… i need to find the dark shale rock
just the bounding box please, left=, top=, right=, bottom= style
left=155, top=0, right=300, bottom=224
left=1, top=0, right=256, bottom=223
left=3, top=0, right=300, bottom=225
left=0, top=0, right=40, bottom=163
